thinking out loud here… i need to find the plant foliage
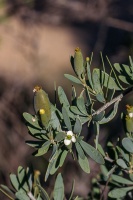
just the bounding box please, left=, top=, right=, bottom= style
left=1, top=48, right=133, bottom=199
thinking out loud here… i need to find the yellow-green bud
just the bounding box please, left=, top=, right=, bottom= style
left=125, top=105, right=133, bottom=133
left=33, top=86, right=51, bottom=128
left=39, top=109, right=45, bottom=115
left=74, top=47, right=84, bottom=79
left=86, top=57, right=90, bottom=62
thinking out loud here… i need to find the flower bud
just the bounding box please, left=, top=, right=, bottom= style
left=74, top=47, right=84, bottom=79
left=33, top=86, right=51, bottom=128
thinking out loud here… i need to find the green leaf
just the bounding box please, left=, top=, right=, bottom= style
left=108, top=186, right=133, bottom=199
left=37, top=184, right=50, bottom=200
left=71, top=86, right=77, bottom=106
left=122, top=137, right=133, bottom=153
left=97, top=68, right=121, bottom=90
left=80, top=116, right=91, bottom=124
left=15, top=191, right=30, bottom=200
left=10, top=174, right=19, bottom=191
left=27, top=126, right=44, bottom=140
left=55, top=132, right=66, bottom=142
left=23, top=113, right=41, bottom=129
left=35, top=141, right=51, bottom=156
left=92, top=111, right=105, bottom=122
left=96, top=93, right=105, bottom=103
left=116, top=146, right=129, bottom=162
left=62, top=107, right=72, bottom=131
left=106, top=89, right=115, bottom=102
left=59, top=149, right=68, bottom=167
left=86, top=61, right=93, bottom=89
left=85, top=87, right=92, bottom=106
left=79, top=140, right=105, bottom=164
left=64, top=74, right=82, bottom=84
left=50, top=105, right=61, bottom=131
left=118, top=75, right=130, bottom=84
left=58, top=86, right=70, bottom=107
left=75, top=142, right=85, bottom=159
left=77, top=96, right=88, bottom=116
left=99, top=100, right=119, bottom=124
left=92, top=68, right=105, bottom=103
left=26, top=140, right=44, bottom=148
left=70, top=106, right=85, bottom=116
left=45, top=160, right=54, bottom=182
left=78, top=154, right=90, bottom=173
left=0, top=184, right=14, bottom=196
left=114, top=63, right=122, bottom=73
left=122, top=64, right=132, bottom=77
left=49, top=144, right=58, bottom=162
left=50, top=149, right=62, bottom=175
left=111, top=175, right=133, bottom=185
left=97, top=143, right=105, bottom=157
left=17, top=166, right=29, bottom=191
left=93, top=122, right=99, bottom=150
left=73, top=117, right=82, bottom=135
left=26, top=168, right=32, bottom=191
left=116, top=158, right=128, bottom=169
left=53, top=173, right=64, bottom=200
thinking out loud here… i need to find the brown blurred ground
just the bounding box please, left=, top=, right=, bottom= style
left=0, top=1, right=133, bottom=199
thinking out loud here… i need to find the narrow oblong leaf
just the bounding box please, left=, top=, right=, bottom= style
left=45, top=160, right=55, bottom=182
left=55, top=132, right=66, bottom=142
left=118, top=75, right=130, bottom=84
left=114, top=63, right=122, bottom=73
left=122, top=137, right=133, bottom=153
left=78, top=154, right=90, bottom=173
left=58, top=86, right=70, bottom=107
left=23, top=113, right=41, bottom=129
left=111, top=175, right=133, bottom=185
left=73, top=117, right=82, bottom=135
left=116, top=158, right=128, bottom=169
left=62, top=107, right=72, bottom=131
left=53, top=173, right=64, bottom=200
left=86, top=60, right=93, bottom=89
left=35, top=141, right=51, bottom=157
left=50, top=105, right=61, bottom=131
left=116, top=146, right=129, bottom=162
left=92, top=111, right=105, bottom=122
left=79, top=140, right=105, bottom=164
left=0, top=184, right=14, bottom=196
left=75, top=142, right=85, bottom=159
left=92, top=69, right=105, bottom=102
left=70, top=106, right=85, bottom=116
left=64, top=74, right=82, bottom=84
left=50, top=150, right=61, bottom=175
left=108, top=186, right=133, bottom=199
left=17, top=166, right=29, bottom=191
left=15, top=191, right=30, bottom=200
left=99, top=100, right=119, bottom=124
left=97, top=69, right=121, bottom=90
left=10, top=174, right=19, bottom=191
left=59, top=150, right=68, bottom=167
left=77, top=96, right=88, bottom=116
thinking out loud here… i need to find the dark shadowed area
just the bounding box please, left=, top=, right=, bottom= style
left=0, top=0, right=133, bottom=199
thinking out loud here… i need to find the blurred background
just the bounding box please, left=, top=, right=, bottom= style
left=0, top=0, right=133, bottom=199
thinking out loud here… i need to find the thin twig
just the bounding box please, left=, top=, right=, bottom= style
left=92, top=86, right=133, bottom=116
left=100, top=165, right=117, bottom=200
left=100, top=174, right=111, bottom=200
